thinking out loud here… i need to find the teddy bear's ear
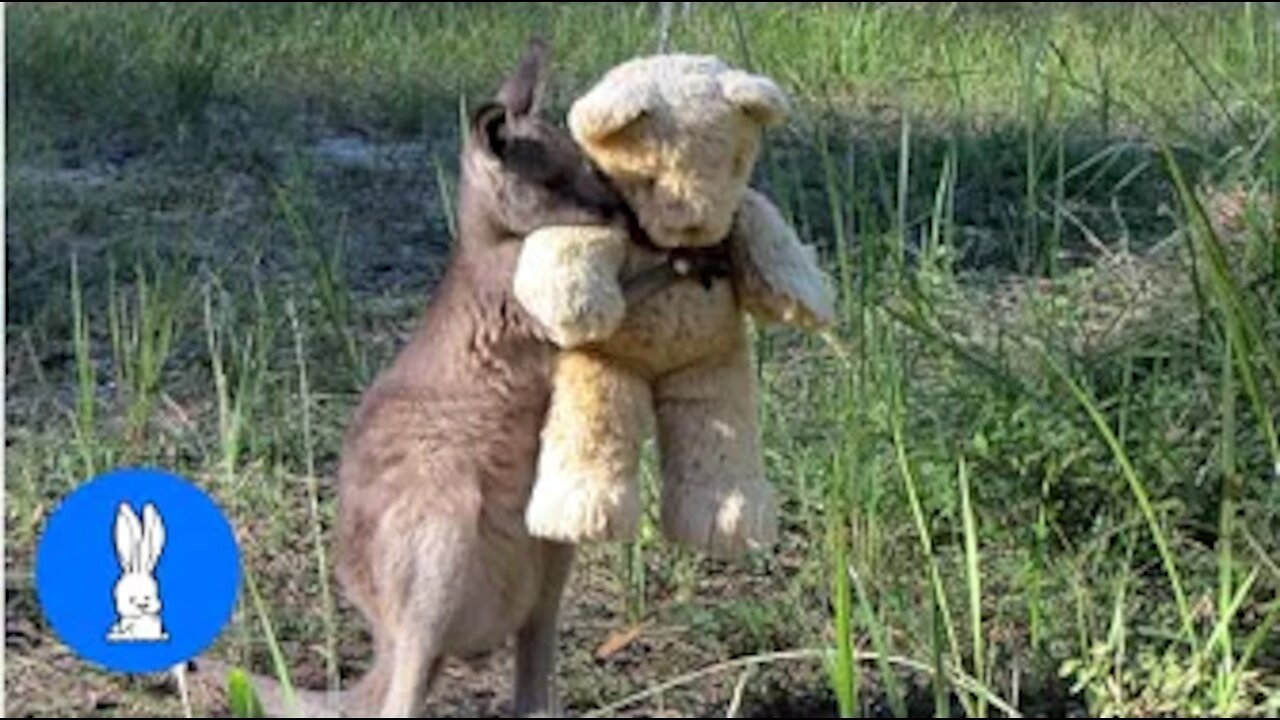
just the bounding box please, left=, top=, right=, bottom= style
left=568, top=81, right=656, bottom=145
left=722, top=71, right=792, bottom=128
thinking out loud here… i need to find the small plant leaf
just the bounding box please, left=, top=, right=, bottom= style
left=227, top=668, right=265, bottom=718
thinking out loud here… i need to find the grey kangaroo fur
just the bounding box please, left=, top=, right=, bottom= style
left=195, top=39, right=723, bottom=718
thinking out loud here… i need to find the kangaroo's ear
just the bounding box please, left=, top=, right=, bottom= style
left=471, top=101, right=511, bottom=161
left=115, top=504, right=142, bottom=573
left=497, top=36, right=551, bottom=118
left=140, top=504, right=166, bottom=573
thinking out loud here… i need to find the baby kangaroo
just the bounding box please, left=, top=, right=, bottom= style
left=333, top=40, right=631, bottom=718
left=187, top=39, right=714, bottom=719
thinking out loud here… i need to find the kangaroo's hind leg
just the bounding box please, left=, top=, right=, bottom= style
left=379, top=634, right=445, bottom=718
left=513, top=540, right=576, bottom=717
left=370, top=494, right=479, bottom=717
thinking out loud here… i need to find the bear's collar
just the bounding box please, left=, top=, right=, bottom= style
left=620, top=244, right=732, bottom=306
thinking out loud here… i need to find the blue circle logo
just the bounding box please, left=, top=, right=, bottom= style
left=34, top=467, right=242, bottom=674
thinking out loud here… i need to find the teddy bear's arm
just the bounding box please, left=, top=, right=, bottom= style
left=513, top=225, right=630, bottom=348
left=728, top=188, right=837, bottom=330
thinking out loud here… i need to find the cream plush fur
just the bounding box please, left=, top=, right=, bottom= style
left=514, top=54, right=836, bottom=558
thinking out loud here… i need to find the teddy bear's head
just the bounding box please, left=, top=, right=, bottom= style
left=568, top=54, right=791, bottom=250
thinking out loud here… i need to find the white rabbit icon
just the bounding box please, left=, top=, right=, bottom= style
left=106, top=502, right=169, bottom=643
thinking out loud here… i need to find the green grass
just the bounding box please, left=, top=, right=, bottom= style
left=7, top=2, right=1279, bottom=717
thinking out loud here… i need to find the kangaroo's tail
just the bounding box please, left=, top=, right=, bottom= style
left=183, top=657, right=353, bottom=718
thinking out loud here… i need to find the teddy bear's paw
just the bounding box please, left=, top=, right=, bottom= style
left=549, top=289, right=626, bottom=348
left=525, top=472, right=640, bottom=543
left=514, top=226, right=629, bottom=349
left=662, top=483, right=779, bottom=560
left=730, top=189, right=839, bottom=331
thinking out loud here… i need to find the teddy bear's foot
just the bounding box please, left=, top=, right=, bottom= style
left=661, top=481, right=778, bottom=560
left=525, top=471, right=640, bottom=544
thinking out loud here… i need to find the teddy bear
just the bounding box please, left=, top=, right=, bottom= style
left=513, top=53, right=836, bottom=559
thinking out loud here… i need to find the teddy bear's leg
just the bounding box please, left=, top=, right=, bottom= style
left=525, top=351, right=653, bottom=543
left=654, top=346, right=777, bottom=559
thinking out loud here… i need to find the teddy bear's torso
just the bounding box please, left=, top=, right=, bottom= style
left=583, top=248, right=746, bottom=380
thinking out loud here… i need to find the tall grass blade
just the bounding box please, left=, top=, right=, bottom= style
left=70, top=254, right=97, bottom=477
left=1042, top=353, right=1194, bottom=641
left=1161, top=146, right=1280, bottom=478
left=849, top=564, right=908, bottom=718
left=243, top=569, right=299, bottom=718
left=829, top=518, right=858, bottom=718
left=288, top=300, right=339, bottom=695
left=959, top=457, right=987, bottom=717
